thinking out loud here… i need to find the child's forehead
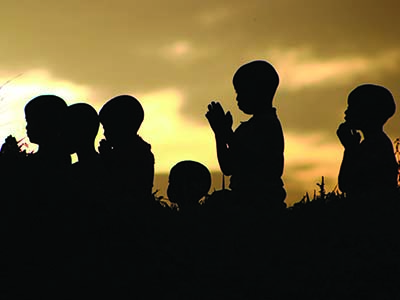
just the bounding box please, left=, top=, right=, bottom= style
left=347, top=95, right=362, bottom=105
left=347, top=93, right=369, bottom=106
left=234, top=81, right=261, bottom=92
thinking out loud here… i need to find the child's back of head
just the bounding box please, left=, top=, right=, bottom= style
left=167, top=161, right=211, bottom=212
left=99, top=95, right=144, bottom=147
left=67, top=103, right=99, bottom=154
left=347, top=84, right=395, bottom=128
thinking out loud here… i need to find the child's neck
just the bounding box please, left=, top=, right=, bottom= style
left=253, top=105, right=274, bottom=117
left=361, top=126, right=384, bottom=139
left=112, top=134, right=141, bottom=150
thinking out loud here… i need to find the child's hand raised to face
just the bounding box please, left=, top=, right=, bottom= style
left=206, top=101, right=233, bottom=137
left=98, top=138, right=113, bottom=156
left=337, top=122, right=361, bottom=150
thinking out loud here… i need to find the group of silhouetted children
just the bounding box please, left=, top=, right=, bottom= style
left=2, top=59, right=398, bottom=213
left=2, top=59, right=400, bottom=297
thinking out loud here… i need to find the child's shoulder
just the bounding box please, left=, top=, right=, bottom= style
left=132, top=136, right=155, bottom=163
left=135, top=136, right=153, bottom=153
left=363, top=132, right=392, bottom=146
left=243, top=108, right=282, bottom=133
left=361, top=132, right=394, bottom=156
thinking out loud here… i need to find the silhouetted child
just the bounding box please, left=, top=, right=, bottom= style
left=98, top=95, right=154, bottom=200
left=23, top=94, right=71, bottom=209
left=23, top=94, right=70, bottom=222
left=65, top=103, right=108, bottom=290
left=13, top=95, right=71, bottom=294
left=337, top=84, right=398, bottom=200
left=206, top=60, right=286, bottom=211
left=165, top=161, right=212, bottom=293
left=167, top=160, right=211, bottom=213
left=66, top=102, right=108, bottom=211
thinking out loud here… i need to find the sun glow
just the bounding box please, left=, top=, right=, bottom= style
left=0, top=69, right=92, bottom=148
left=137, top=88, right=219, bottom=173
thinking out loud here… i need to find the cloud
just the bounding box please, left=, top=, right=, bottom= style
left=285, top=131, right=342, bottom=179
left=137, top=88, right=219, bottom=173
left=164, top=41, right=192, bottom=58
left=196, top=6, right=234, bottom=27
left=159, top=40, right=212, bottom=62
left=0, top=69, right=92, bottom=149
left=268, top=48, right=400, bottom=91
left=283, top=131, right=343, bottom=204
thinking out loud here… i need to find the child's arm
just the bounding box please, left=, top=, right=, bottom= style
left=206, top=101, right=234, bottom=175
left=337, top=122, right=361, bottom=193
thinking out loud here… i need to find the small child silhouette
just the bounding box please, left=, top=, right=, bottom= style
left=99, top=95, right=154, bottom=200
left=167, top=160, right=211, bottom=213
left=337, top=84, right=398, bottom=200
left=206, top=60, right=286, bottom=211
left=66, top=102, right=108, bottom=200
left=65, top=103, right=108, bottom=289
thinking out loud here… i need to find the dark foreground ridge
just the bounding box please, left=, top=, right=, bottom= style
left=2, top=169, right=400, bottom=298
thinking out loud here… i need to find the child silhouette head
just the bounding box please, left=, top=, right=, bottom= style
left=67, top=103, right=99, bottom=155
left=99, top=95, right=144, bottom=147
left=24, top=95, right=68, bottom=146
left=232, top=60, right=279, bottom=114
left=167, top=160, right=211, bottom=211
left=345, top=84, right=396, bottom=131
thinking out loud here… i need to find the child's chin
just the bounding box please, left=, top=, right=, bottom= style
left=238, top=105, right=254, bottom=115
left=347, top=123, right=360, bottom=130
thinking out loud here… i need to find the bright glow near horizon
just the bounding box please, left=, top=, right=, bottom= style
left=138, top=88, right=220, bottom=173
left=0, top=70, right=92, bottom=152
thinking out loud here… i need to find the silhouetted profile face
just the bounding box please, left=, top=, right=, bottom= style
left=345, top=84, right=395, bottom=130
left=233, top=60, right=279, bottom=114
left=167, top=160, right=211, bottom=208
left=99, top=95, right=144, bottom=146
left=24, top=95, right=68, bottom=145
left=67, top=103, right=99, bottom=154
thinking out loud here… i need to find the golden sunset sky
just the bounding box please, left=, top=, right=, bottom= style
left=1, top=1, right=400, bottom=205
